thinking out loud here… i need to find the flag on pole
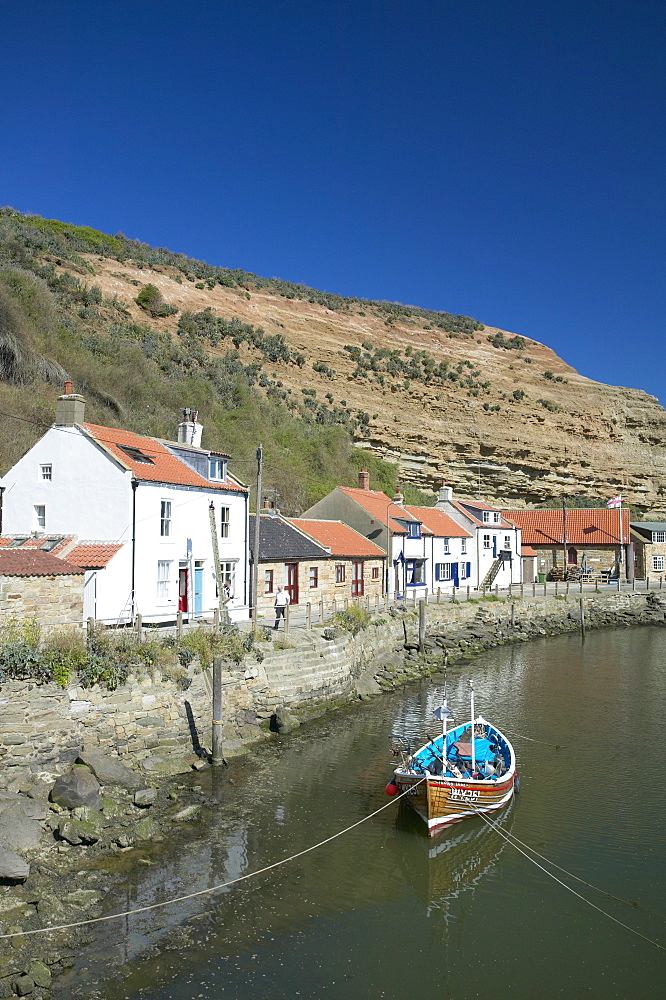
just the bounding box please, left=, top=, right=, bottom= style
left=607, top=496, right=622, bottom=508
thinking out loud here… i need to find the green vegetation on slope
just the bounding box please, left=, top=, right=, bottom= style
left=0, top=212, right=410, bottom=512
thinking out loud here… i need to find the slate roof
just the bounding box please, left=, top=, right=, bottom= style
left=289, top=519, right=386, bottom=558
left=336, top=487, right=423, bottom=533
left=503, top=509, right=630, bottom=545
left=631, top=522, right=666, bottom=538
left=0, top=550, right=84, bottom=577
left=65, top=543, right=123, bottom=568
left=0, top=535, right=75, bottom=555
left=81, top=423, right=246, bottom=492
left=404, top=506, right=472, bottom=538
left=249, top=515, right=328, bottom=562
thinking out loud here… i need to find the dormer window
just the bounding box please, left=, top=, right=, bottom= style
left=482, top=511, right=491, bottom=523
left=407, top=521, right=421, bottom=539
left=209, top=458, right=226, bottom=481
left=493, top=512, right=501, bottom=524
left=652, top=531, right=666, bottom=543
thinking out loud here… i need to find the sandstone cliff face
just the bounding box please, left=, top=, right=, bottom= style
left=80, top=257, right=666, bottom=515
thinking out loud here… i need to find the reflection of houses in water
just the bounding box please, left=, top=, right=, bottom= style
left=393, top=801, right=513, bottom=922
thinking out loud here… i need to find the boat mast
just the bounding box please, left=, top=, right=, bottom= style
left=469, top=680, right=476, bottom=773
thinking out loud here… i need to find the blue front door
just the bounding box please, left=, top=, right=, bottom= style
left=492, top=536, right=497, bottom=558
left=452, top=563, right=459, bottom=587
left=194, top=566, right=204, bottom=616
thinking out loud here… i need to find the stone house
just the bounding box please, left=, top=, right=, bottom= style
left=249, top=511, right=385, bottom=616
left=630, top=522, right=666, bottom=581
left=0, top=548, right=84, bottom=630
left=0, top=385, right=250, bottom=623
left=502, top=508, right=632, bottom=581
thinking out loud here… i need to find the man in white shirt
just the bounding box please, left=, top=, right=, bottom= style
left=273, top=585, right=290, bottom=630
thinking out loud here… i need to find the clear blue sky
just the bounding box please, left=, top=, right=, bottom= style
left=2, top=1, right=664, bottom=401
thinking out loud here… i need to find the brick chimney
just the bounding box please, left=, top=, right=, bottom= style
left=177, top=407, right=203, bottom=448
left=55, top=383, right=85, bottom=426
left=358, top=469, right=370, bottom=490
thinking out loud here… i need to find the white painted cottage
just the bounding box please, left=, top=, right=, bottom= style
left=0, top=386, right=250, bottom=624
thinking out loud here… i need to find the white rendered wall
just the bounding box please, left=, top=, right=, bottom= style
left=1, top=426, right=131, bottom=540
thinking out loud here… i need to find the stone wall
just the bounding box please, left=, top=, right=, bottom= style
left=1, top=591, right=664, bottom=775
left=0, top=573, right=84, bottom=631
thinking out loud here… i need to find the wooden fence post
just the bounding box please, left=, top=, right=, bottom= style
left=467, top=585, right=470, bottom=601
left=212, top=655, right=224, bottom=766
left=437, top=587, right=441, bottom=604
left=418, top=600, right=426, bottom=652
left=285, top=603, right=290, bottom=634
left=320, top=599, right=325, bottom=623
left=520, top=583, right=524, bottom=599
left=135, top=614, right=142, bottom=642
left=177, top=611, right=183, bottom=639
left=213, top=609, right=220, bottom=633
left=306, top=602, right=311, bottom=630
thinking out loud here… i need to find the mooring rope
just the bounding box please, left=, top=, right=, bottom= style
left=499, top=728, right=564, bottom=749
left=471, top=805, right=666, bottom=953
left=0, top=778, right=426, bottom=941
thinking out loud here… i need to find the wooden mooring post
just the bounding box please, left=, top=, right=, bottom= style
left=580, top=597, right=586, bottom=636
left=211, top=655, right=224, bottom=765
left=418, top=600, right=426, bottom=653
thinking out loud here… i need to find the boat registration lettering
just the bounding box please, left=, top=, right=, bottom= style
left=450, top=786, right=480, bottom=801
left=399, top=784, right=419, bottom=796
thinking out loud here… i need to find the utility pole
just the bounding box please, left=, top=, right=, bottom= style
left=251, top=444, right=263, bottom=621
left=209, top=502, right=228, bottom=625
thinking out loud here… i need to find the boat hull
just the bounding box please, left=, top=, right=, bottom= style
left=394, top=770, right=515, bottom=837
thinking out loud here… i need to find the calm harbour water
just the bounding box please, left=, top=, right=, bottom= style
left=59, top=626, right=666, bottom=1000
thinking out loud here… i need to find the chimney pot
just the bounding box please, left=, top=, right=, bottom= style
left=64, top=381, right=73, bottom=395
left=392, top=487, right=404, bottom=505
left=358, top=469, right=370, bottom=490
left=55, top=387, right=85, bottom=426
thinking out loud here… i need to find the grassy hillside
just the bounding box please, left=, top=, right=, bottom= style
left=0, top=208, right=446, bottom=512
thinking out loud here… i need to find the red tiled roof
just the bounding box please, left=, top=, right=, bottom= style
left=82, top=423, right=246, bottom=492
left=404, top=506, right=472, bottom=538
left=0, top=550, right=84, bottom=577
left=521, top=545, right=537, bottom=557
left=289, top=519, right=386, bottom=558
left=0, top=535, right=75, bottom=554
left=66, top=543, right=123, bottom=568
left=337, top=487, right=422, bottom=533
left=503, top=509, right=630, bottom=546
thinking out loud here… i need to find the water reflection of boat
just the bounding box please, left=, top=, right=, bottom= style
left=394, top=800, right=514, bottom=917
left=388, top=682, right=518, bottom=836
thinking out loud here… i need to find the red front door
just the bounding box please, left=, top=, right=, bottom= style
left=178, top=568, right=188, bottom=612
left=285, top=563, right=299, bottom=605
left=352, top=561, right=364, bottom=597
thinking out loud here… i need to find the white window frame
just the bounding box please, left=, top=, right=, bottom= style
left=503, top=535, right=511, bottom=550
left=493, top=512, right=501, bottom=524
left=483, top=533, right=491, bottom=549
left=209, top=458, right=226, bottom=481
left=443, top=537, right=450, bottom=554
left=157, top=560, right=172, bottom=601
left=435, top=562, right=452, bottom=581
left=219, top=506, right=230, bottom=539
left=460, top=561, right=468, bottom=579
left=405, top=559, right=426, bottom=585
left=219, top=561, right=236, bottom=598
left=40, top=464, right=52, bottom=481
left=461, top=538, right=467, bottom=554
left=653, top=555, right=665, bottom=572
left=652, top=531, right=666, bottom=543
left=160, top=500, right=172, bottom=537
left=34, top=504, right=46, bottom=531
left=482, top=511, right=491, bottom=523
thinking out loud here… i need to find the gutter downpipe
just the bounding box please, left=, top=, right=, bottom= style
left=131, top=479, right=138, bottom=622
left=0, top=486, right=5, bottom=534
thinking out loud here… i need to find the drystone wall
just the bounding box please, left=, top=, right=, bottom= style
left=0, top=573, right=84, bottom=631
left=1, top=591, right=664, bottom=777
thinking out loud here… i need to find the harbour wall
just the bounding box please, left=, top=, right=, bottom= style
left=1, top=590, right=665, bottom=777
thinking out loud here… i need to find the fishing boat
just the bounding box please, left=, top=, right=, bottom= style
left=386, top=681, right=518, bottom=837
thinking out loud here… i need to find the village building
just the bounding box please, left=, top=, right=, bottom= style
left=249, top=510, right=385, bottom=616
left=0, top=385, right=250, bottom=623
left=0, top=545, right=84, bottom=630
left=501, top=507, right=632, bottom=581
left=630, top=522, right=666, bottom=582
left=300, top=472, right=431, bottom=598
left=433, top=486, right=522, bottom=589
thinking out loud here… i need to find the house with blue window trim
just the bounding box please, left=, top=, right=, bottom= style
left=403, top=504, right=473, bottom=590
left=301, top=471, right=426, bottom=597
left=433, top=485, right=521, bottom=588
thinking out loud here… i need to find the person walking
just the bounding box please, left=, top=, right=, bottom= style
left=274, top=585, right=290, bottom=630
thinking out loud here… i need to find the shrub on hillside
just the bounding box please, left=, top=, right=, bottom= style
left=135, top=283, right=177, bottom=318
